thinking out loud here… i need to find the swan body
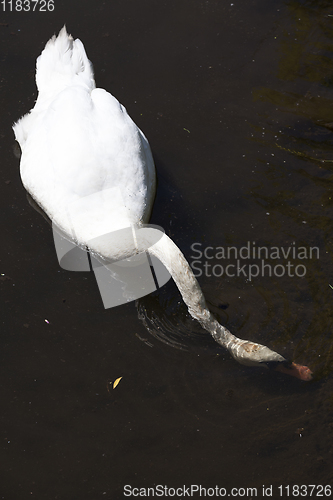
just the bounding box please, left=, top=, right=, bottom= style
left=13, top=27, right=312, bottom=380
left=14, top=28, right=155, bottom=259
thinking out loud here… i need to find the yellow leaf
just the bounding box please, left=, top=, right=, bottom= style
left=113, top=377, right=122, bottom=389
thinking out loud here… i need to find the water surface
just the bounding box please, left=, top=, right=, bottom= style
left=1, top=1, right=333, bottom=498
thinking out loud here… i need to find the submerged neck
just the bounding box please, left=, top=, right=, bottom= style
left=148, top=233, right=287, bottom=368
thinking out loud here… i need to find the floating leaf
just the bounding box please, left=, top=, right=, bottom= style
left=113, top=377, right=122, bottom=389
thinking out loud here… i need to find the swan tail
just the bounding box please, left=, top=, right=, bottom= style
left=35, top=25, right=95, bottom=96
left=13, top=26, right=95, bottom=149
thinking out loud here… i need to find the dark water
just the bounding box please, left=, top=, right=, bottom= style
left=1, top=0, right=333, bottom=498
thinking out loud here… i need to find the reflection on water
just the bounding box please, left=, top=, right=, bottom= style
left=137, top=283, right=215, bottom=352
left=278, top=1, right=333, bottom=85
left=241, top=0, right=333, bottom=380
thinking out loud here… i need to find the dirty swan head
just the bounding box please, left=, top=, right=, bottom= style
left=13, top=26, right=312, bottom=381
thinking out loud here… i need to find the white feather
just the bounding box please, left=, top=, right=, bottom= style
left=13, top=27, right=294, bottom=371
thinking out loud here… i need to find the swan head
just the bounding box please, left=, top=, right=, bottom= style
left=227, top=340, right=313, bottom=381
left=273, top=360, right=313, bottom=381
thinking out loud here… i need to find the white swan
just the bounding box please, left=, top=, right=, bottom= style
left=13, top=27, right=312, bottom=380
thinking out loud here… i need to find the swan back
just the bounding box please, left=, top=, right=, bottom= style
left=13, top=27, right=156, bottom=261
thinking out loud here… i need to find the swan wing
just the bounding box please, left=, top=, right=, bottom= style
left=13, top=28, right=155, bottom=258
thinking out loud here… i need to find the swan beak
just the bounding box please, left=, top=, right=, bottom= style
left=274, top=361, right=313, bottom=381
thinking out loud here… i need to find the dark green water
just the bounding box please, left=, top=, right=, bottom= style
left=1, top=1, right=333, bottom=498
